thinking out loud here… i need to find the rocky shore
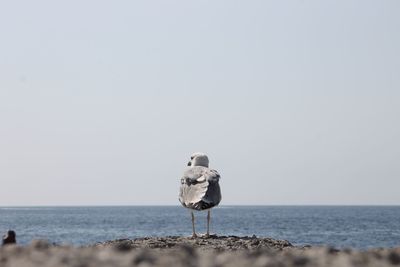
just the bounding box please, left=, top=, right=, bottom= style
left=95, top=235, right=293, bottom=251
left=1, top=236, right=400, bottom=267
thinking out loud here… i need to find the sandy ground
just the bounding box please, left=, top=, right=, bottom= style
left=1, top=236, right=400, bottom=267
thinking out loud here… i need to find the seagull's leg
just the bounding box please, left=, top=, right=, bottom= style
left=205, top=210, right=211, bottom=238
left=191, top=211, right=197, bottom=238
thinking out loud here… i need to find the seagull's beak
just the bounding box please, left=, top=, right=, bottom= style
left=187, top=161, right=192, bottom=166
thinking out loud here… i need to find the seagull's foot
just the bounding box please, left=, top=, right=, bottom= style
left=191, top=233, right=198, bottom=239
left=201, top=233, right=211, bottom=238
left=200, top=233, right=217, bottom=239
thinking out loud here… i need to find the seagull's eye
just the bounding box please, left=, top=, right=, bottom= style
left=191, top=156, right=194, bottom=160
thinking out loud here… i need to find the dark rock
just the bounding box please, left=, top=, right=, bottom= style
left=132, top=250, right=155, bottom=265
left=388, top=251, right=400, bottom=265
left=343, top=248, right=353, bottom=254
left=113, top=240, right=133, bottom=252
left=2, top=230, right=16, bottom=246
left=293, top=256, right=309, bottom=266
left=176, top=244, right=196, bottom=257
left=326, top=246, right=340, bottom=254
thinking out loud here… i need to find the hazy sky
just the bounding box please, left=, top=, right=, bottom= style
left=1, top=1, right=399, bottom=206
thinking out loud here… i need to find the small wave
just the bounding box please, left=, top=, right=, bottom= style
left=0, top=207, right=58, bottom=211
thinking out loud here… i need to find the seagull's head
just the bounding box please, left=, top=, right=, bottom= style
left=187, top=152, right=209, bottom=168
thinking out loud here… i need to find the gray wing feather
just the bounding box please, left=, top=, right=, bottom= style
left=179, top=166, right=221, bottom=210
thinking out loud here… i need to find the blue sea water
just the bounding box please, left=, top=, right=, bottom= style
left=0, top=206, right=399, bottom=249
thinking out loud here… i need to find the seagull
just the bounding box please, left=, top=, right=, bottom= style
left=179, top=152, right=221, bottom=238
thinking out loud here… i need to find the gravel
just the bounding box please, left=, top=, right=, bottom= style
left=1, top=236, right=399, bottom=267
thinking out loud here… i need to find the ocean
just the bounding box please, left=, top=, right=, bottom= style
left=0, top=206, right=399, bottom=249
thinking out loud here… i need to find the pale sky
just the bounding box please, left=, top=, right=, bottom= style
left=0, top=0, right=399, bottom=206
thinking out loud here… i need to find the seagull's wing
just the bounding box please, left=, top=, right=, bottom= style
left=202, top=169, right=221, bottom=209
left=179, top=166, right=221, bottom=210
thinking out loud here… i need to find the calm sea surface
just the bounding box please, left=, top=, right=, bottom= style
left=0, top=206, right=399, bottom=249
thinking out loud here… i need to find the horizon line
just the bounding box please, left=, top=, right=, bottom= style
left=1, top=204, right=399, bottom=208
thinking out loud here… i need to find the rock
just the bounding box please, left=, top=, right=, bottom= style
left=112, top=240, right=133, bottom=252
left=388, top=251, right=400, bottom=265
left=326, top=246, right=340, bottom=254
left=132, top=250, right=155, bottom=265
left=292, top=256, right=309, bottom=266
left=2, top=230, right=16, bottom=246
left=30, top=239, right=51, bottom=249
